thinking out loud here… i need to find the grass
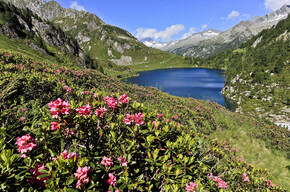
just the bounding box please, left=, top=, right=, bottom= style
left=211, top=111, right=290, bottom=190
left=0, top=35, right=60, bottom=65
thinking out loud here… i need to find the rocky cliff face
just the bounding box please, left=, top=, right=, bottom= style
left=164, top=5, right=290, bottom=58
left=220, top=15, right=290, bottom=125
left=0, top=1, right=84, bottom=60
left=2, top=0, right=149, bottom=66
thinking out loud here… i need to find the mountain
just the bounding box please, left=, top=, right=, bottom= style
left=201, top=15, right=290, bottom=125
left=2, top=0, right=188, bottom=69
left=164, top=4, right=290, bottom=58
left=141, top=38, right=169, bottom=49
left=161, top=29, right=222, bottom=52
left=0, top=1, right=85, bottom=65
left=0, top=1, right=289, bottom=190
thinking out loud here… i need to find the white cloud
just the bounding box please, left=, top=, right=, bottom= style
left=243, top=14, right=251, bottom=19
left=201, top=24, right=207, bottom=31
left=227, top=11, right=240, bottom=20
left=264, top=0, right=290, bottom=10
left=136, top=24, right=185, bottom=42
left=69, top=1, right=85, bottom=11
left=181, top=27, right=196, bottom=39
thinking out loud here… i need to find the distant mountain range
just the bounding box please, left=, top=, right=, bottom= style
left=2, top=0, right=186, bottom=67
left=144, top=4, right=290, bottom=58
left=141, top=29, right=222, bottom=50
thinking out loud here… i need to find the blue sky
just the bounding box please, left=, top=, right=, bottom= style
left=52, top=0, right=289, bottom=42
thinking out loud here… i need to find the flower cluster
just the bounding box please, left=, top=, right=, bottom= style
left=123, top=113, right=144, bottom=126
left=185, top=182, right=198, bottom=192
left=28, top=163, right=50, bottom=187
left=63, top=85, right=72, bottom=93
left=48, top=98, right=70, bottom=118
left=95, top=107, right=108, bottom=118
left=157, top=113, right=163, bottom=119
left=74, top=166, right=91, bottom=188
left=266, top=180, right=274, bottom=187
left=213, top=177, right=228, bottom=189
left=51, top=121, right=60, bottom=131
left=242, top=173, right=250, bottom=182
left=101, top=156, right=114, bottom=167
left=231, top=148, right=238, bottom=152
left=118, top=156, right=128, bottom=167
left=16, top=134, right=37, bottom=158
left=52, top=150, right=78, bottom=162
left=118, top=94, right=129, bottom=104
left=106, top=173, right=117, bottom=187
left=104, top=96, right=118, bottom=110
left=64, top=128, right=75, bottom=135
left=75, top=104, right=92, bottom=116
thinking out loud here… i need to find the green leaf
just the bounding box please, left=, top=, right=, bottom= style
left=37, top=173, right=50, bottom=179
left=66, top=176, right=75, bottom=185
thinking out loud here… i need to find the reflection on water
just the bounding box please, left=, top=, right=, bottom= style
left=124, top=68, right=237, bottom=111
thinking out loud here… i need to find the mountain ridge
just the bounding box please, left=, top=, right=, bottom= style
left=2, top=0, right=188, bottom=69
left=163, top=4, right=290, bottom=58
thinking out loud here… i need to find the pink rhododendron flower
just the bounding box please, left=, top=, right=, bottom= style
left=48, top=99, right=70, bottom=118
left=93, top=93, right=98, bottom=98
left=174, top=115, right=178, bottom=120
left=101, top=156, right=114, bottom=167
left=208, top=173, right=213, bottom=179
left=132, top=113, right=144, bottom=126
left=52, top=150, right=78, bottom=162
left=118, top=94, right=129, bottom=104
left=213, top=177, right=228, bottom=189
left=118, top=156, right=128, bottom=167
left=185, top=182, right=198, bottom=192
left=64, top=128, right=75, bottom=135
left=28, top=163, right=50, bottom=187
left=95, top=107, right=108, bottom=118
left=51, top=121, right=60, bottom=131
left=266, top=180, right=274, bottom=187
left=20, top=117, right=25, bottom=122
left=157, top=113, right=163, bottom=119
left=242, top=173, right=250, bottom=182
left=124, top=114, right=132, bottom=125
left=124, top=113, right=144, bottom=126
left=231, top=148, right=238, bottom=152
left=16, top=134, right=37, bottom=157
left=74, top=166, right=91, bottom=188
left=104, top=96, right=118, bottom=110
left=106, top=173, right=117, bottom=187
left=76, top=104, right=92, bottom=116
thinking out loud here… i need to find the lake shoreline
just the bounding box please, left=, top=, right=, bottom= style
left=124, top=67, right=237, bottom=110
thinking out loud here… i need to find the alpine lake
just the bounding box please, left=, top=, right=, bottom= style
left=124, top=68, right=237, bottom=111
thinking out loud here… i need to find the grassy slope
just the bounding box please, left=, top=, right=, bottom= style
left=0, top=35, right=60, bottom=65
left=211, top=110, right=290, bottom=189
left=0, top=34, right=289, bottom=189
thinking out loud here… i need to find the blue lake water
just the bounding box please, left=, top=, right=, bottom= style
left=124, top=68, right=236, bottom=110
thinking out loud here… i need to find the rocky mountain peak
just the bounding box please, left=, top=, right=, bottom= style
left=163, top=4, right=290, bottom=58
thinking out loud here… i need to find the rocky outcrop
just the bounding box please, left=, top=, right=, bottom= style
left=0, top=23, right=18, bottom=38
left=0, top=2, right=85, bottom=60
left=164, top=5, right=290, bottom=58
left=3, top=0, right=144, bottom=65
